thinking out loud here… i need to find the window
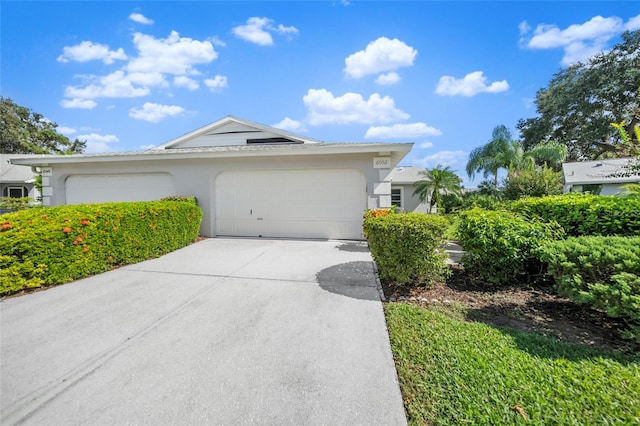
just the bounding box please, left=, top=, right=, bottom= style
left=6, top=186, right=27, bottom=198
left=391, top=187, right=403, bottom=208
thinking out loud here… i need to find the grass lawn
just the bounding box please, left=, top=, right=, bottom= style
left=385, top=302, right=640, bottom=425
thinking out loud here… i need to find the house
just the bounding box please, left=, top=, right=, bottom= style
left=562, top=157, right=640, bottom=195
left=386, top=166, right=431, bottom=213
left=0, top=154, right=41, bottom=200
left=10, top=116, right=412, bottom=240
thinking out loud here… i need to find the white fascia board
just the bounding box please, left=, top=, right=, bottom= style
left=10, top=143, right=414, bottom=166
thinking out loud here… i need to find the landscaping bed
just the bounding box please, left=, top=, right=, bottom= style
left=384, top=266, right=640, bottom=353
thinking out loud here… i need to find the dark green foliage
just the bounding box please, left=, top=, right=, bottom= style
left=0, top=197, right=37, bottom=211
left=518, top=30, right=640, bottom=160
left=363, top=213, right=450, bottom=287
left=502, top=166, right=563, bottom=200
left=539, top=236, right=640, bottom=342
left=0, top=96, right=85, bottom=154
left=0, top=201, right=202, bottom=295
left=510, top=193, right=640, bottom=236
left=457, top=209, right=564, bottom=286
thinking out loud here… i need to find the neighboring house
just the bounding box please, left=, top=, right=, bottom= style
left=386, top=166, right=432, bottom=213
left=0, top=154, right=41, bottom=200
left=562, top=157, right=640, bottom=195
left=11, top=116, right=412, bottom=240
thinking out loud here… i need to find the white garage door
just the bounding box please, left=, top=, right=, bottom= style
left=65, top=173, right=176, bottom=204
left=215, top=169, right=366, bottom=240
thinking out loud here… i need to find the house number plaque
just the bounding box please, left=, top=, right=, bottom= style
left=373, top=157, right=391, bottom=169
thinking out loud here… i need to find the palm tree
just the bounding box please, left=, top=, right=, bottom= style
left=466, top=125, right=516, bottom=187
left=413, top=165, right=463, bottom=213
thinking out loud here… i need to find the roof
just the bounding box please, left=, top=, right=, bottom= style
left=0, top=154, right=39, bottom=183
left=10, top=142, right=413, bottom=166
left=387, top=166, right=425, bottom=184
left=562, top=158, right=640, bottom=185
left=9, top=116, right=413, bottom=168
left=153, top=115, right=323, bottom=149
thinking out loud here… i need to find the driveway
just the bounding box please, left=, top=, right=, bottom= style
left=1, top=238, right=407, bottom=425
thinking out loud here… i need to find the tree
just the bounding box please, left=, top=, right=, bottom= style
left=413, top=165, right=463, bottom=213
left=466, top=125, right=516, bottom=186
left=518, top=30, right=640, bottom=161
left=0, top=97, right=85, bottom=154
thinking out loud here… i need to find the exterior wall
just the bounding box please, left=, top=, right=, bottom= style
left=0, top=183, right=37, bottom=200
left=390, top=183, right=431, bottom=213
left=567, top=183, right=627, bottom=196
left=42, top=152, right=392, bottom=237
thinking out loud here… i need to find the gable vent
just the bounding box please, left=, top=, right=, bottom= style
left=246, top=137, right=302, bottom=145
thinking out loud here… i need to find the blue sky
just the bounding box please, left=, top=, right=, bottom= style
left=2, top=1, right=639, bottom=186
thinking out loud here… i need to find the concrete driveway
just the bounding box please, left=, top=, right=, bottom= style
left=1, top=238, right=406, bottom=425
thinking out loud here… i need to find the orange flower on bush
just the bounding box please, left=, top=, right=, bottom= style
left=82, top=247, right=89, bottom=253
left=73, top=237, right=83, bottom=245
left=62, top=227, right=72, bottom=233
left=81, top=219, right=90, bottom=225
left=2, top=222, right=11, bottom=230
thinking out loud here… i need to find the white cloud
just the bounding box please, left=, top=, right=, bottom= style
left=129, top=102, right=186, bottom=123
left=365, top=122, right=442, bottom=139
left=56, top=126, right=77, bottom=135
left=435, top=71, right=509, bottom=97
left=344, top=37, right=417, bottom=79
left=57, top=41, right=127, bottom=64
left=173, top=75, right=199, bottom=90
left=129, top=12, right=154, bottom=25
left=520, top=14, right=640, bottom=65
left=232, top=17, right=298, bottom=46
left=272, top=117, right=307, bottom=132
left=60, top=98, right=98, bottom=109
left=204, top=75, right=228, bottom=92
left=77, top=133, right=120, bottom=154
left=413, top=150, right=468, bottom=168
left=127, top=71, right=168, bottom=87
left=64, top=70, right=151, bottom=99
left=127, top=31, right=218, bottom=75
left=419, top=141, right=434, bottom=149
left=518, top=21, right=531, bottom=36
left=303, top=89, right=409, bottom=126
left=375, top=71, right=401, bottom=86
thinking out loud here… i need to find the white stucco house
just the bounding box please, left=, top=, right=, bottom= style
left=386, top=166, right=432, bottom=213
left=10, top=116, right=412, bottom=240
left=562, top=157, right=640, bottom=195
left=1, top=154, right=41, bottom=200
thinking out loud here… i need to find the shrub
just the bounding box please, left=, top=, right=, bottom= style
left=502, top=166, right=563, bottom=200
left=457, top=208, right=564, bottom=286
left=0, top=200, right=202, bottom=295
left=364, top=213, right=450, bottom=287
left=511, top=193, right=640, bottom=236
left=539, top=236, right=640, bottom=342
left=363, top=207, right=394, bottom=220
left=160, top=195, right=198, bottom=205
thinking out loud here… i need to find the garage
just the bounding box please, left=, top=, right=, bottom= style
left=215, top=169, right=366, bottom=240
left=65, top=173, right=176, bottom=205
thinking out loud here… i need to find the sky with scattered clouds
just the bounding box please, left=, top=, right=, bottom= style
left=2, top=1, right=639, bottom=186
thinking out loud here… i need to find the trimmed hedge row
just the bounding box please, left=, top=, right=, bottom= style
left=539, top=236, right=640, bottom=342
left=364, top=213, right=450, bottom=287
left=0, top=200, right=202, bottom=295
left=457, top=208, right=564, bottom=286
left=510, top=193, right=640, bottom=237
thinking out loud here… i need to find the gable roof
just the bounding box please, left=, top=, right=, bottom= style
left=153, top=115, right=323, bottom=149
left=0, top=154, right=40, bottom=183
left=563, top=158, right=640, bottom=185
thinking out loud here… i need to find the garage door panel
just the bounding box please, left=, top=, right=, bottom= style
left=215, top=169, right=365, bottom=240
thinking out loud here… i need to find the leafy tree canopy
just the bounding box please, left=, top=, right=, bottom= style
left=517, top=30, right=640, bottom=161
left=413, top=164, right=463, bottom=212
left=0, top=96, right=85, bottom=154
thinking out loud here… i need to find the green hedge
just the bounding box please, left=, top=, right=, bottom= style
left=539, top=236, right=640, bottom=342
left=457, top=208, right=564, bottom=286
left=0, top=201, right=202, bottom=295
left=364, top=213, right=450, bottom=287
left=510, top=193, right=640, bottom=237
